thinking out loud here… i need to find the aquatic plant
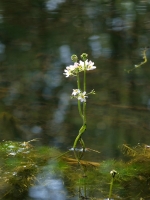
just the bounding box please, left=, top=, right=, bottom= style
left=109, top=170, right=117, bottom=199
left=63, top=53, right=96, bottom=198
left=124, top=47, right=148, bottom=73
left=63, top=53, right=96, bottom=163
left=1, top=140, right=150, bottom=199
left=0, top=140, right=67, bottom=200
left=66, top=143, right=150, bottom=199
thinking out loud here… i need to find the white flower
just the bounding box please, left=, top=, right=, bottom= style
left=87, top=60, right=96, bottom=70
left=110, top=170, right=117, bottom=178
left=78, top=60, right=85, bottom=70
left=78, top=91, right=88, bottom=102
left=63, top=65, right=74, bottom=77
left=74, top=62, right=79, bottom=69
left=78, top=60, right=88, bottom=70
left=72, top=89, right=80, bottom=96
left=63, top=64, right=79, bottom=77
left=78, top=60, right=96, bottom=71
left=63, top=59, right=96, bottom=77
left=67, top=64, right=76, bottom=71
left=63, top=69, right=71, bottom=77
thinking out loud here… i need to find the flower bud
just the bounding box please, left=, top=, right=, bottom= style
left=81, top=53, right=88, bottom=61
left=71, top=54, right=78, bottom=62
left=110, top=170, right=117, bottom=178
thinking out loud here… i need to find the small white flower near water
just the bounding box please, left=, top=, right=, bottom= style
left=63, top=64, right=76, bottom=77
left=78, top=60, right=87, bottom=70
left=87, top=60, right=96, bottom=70
left=63, top=59, right=96, bottom=78
left=110, top=170, right=117, bottom=178
left=63, top=69, right=71, bottom=77
left=72, top=89, right=80, bottom=96
left=78, top=91, right=88, bottom=102
left=78, top=59, right=96, bottom=71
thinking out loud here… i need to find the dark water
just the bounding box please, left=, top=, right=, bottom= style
left=0, top=0, right=150, bottom=156
left=0, top=0, right=150, bottom=199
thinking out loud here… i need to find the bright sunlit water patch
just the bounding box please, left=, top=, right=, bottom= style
left=0, top=42, right=5, bottom=54
left=29, top=162, right=68, bottom=200
left=89, top=35, right=112, bottom=58
left=45, top=0, right=66, bottom=11
left=59, top=45, right=72, bottom=65
left=89, top=35, right=102, bottom=58
left=0, top=14, right=3, bottom=23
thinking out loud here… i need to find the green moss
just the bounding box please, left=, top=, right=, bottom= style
left=1, top=141, right=150, bottom=199
left=0, top=140, right=64, bottom=199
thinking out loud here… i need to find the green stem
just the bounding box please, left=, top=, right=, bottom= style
left=73, top=125, right=86, bottom=149
left=83, top=177, right=87, bottom=198
left=83, top=60, right=86, bottom=125
left=73, top=60, right=87, bottom=162
left=83, top=103, right=86, bottom=125
left=83, top=61, right=86, bottom=92
left=53, top=150, right=70, bottom=161
left=108, top=177, right=114, bottom=199
left=77, top=74, right=83, bottom=119
left=78, top=138, right=86, bottom=160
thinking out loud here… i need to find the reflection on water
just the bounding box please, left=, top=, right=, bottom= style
left=46, top=0, right=66, bottom=11
left=0, top=0, right=149, bottom=150
left=59, top=45, right=72, bottom=64
left=29, top=161, right=69, bottom=200
left=0, top=0, right=149, bottom=156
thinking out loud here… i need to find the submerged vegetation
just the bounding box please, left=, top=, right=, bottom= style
left=124, top=47, right=148, bottom=73
left=1, top=140, right=150, bottom=199
left=0, top=140, right=63, bottom=199
left=60, top=143, right=150, bottom=199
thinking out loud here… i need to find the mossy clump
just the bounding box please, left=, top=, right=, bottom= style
left=88, top=144, right=150, bottom=199
left=1, top=141, right=150, bottom=200
left=0, top=140, right=64, bottom=200
left=63, top=144, right=150, bottom=199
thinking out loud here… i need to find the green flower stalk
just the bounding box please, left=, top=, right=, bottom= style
left=124, top=47, right=148, bottom=73
left=108, top=170, right=117, bottom=199
left=63, top=53, right=96, bottom=162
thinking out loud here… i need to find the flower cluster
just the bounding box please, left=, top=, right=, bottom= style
left=63, top=59, right=96, bottom=78
left=72, top=89, right=88, bottom=102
